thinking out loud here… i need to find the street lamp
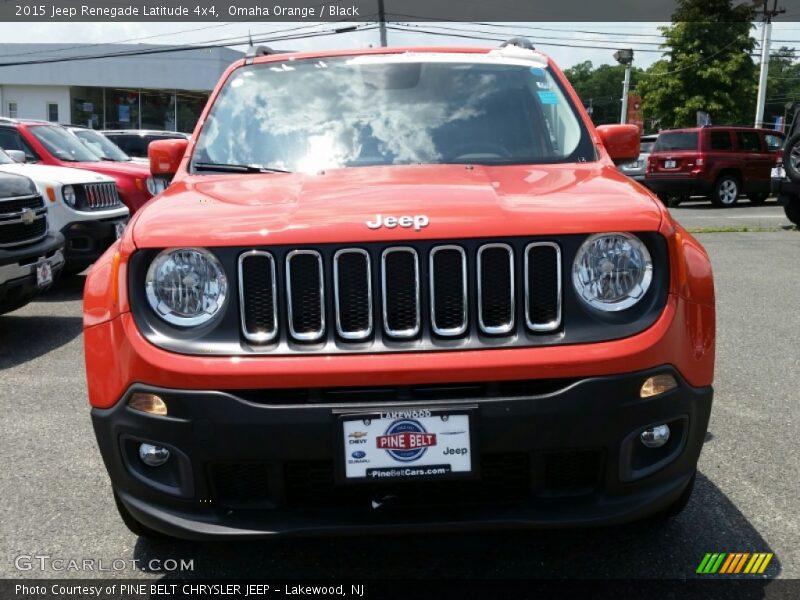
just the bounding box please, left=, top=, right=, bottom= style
left=613, top=49, right=634, bottom=125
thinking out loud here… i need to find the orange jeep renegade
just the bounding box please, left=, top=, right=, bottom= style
left=84, top=42, right=716, bottom=539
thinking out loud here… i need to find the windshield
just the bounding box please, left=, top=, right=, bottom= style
left=653, top=132, right=698, bottom=152
left=193, top=56, right=592, bottom=172
left=640, top=141, right=655, bottom=154
left=0, top=148, right=14, bottom=165
left=29, top=125, right=100, bottom=162
left=72, top=129, right=131, bottom=161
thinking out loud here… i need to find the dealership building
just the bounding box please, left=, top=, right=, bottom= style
left=0, top=43, right=243, bottom=132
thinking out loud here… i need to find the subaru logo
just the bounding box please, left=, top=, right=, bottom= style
left=351, top=451, right=366, bottom=459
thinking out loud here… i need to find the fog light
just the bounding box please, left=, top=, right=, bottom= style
left=640, top=374, right=678, bottom=398
left=640, top=424, right=670, bottom=448
left=128, top=393, right=167, bottom=416
left=139, top=443, right=170, bottom=467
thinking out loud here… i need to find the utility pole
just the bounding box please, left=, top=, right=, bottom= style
left=378, top=0, right=387, bottom=47
left=755, top=0, right=785, bottom=128
left=613, top=49, right=634, bottom=124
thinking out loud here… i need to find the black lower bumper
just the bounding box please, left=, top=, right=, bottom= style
left=60, top=218, right=125, bottom=272
left=92, top=366, right=713, bottom=539
left=644, top=177, right=711, bottom=197
left=0, top=232, right=64, bottom=314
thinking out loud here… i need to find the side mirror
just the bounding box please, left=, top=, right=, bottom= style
left=596, top=124, right=640, bottom=164
left=6, top=149, right=27, bottom=163
left=149, top=139, right=189, bottom=177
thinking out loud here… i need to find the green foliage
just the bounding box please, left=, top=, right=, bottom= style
left=563, top=61, right=644, bottom=126
left=764, top=46, right=800, bottom=129
left=636, top=0, right=757, bottom=128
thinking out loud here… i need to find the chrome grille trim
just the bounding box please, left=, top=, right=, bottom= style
left=238, top=251, right=278, bottom=343
left=477, top=243, right=515, bottom=335
left=381, top=247, right=420, bottom=339
left=429, top=245, right=468, bottom=337
left=333, top=248, right=373, bottom=340
left=524, top=242, right=562, bottom=332
left=285, top=249, right=325, bottom=342
left=83, top=183, right=121, bottom=209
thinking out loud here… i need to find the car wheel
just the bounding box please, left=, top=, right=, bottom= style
left=784, top=132, right=800, bottom=184
left=113, top=491, right=167, bottom=540
left=748, top=192, right=769, bottom=204
left=647, top=471, right=696, bottom=522
left=785, top=197, right=800, bottom=227
left=712, top=176, right=739, bottom=207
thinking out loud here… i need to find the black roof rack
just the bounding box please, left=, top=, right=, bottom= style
left=244, top=45, right=277, bottom=65
left=500, top=37, right=536, bottom=51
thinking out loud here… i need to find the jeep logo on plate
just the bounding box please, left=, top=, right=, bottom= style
left=366, top=214, right=429, bottom=231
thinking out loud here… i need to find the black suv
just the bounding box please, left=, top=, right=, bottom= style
left=777, top=102, right=800, bottom=226
left=101, top=130, right=189, bottom=160
left=0, top=172, right=65, bottom=314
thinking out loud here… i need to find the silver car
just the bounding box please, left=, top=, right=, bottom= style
left=618, top=134, right=658, bottom=183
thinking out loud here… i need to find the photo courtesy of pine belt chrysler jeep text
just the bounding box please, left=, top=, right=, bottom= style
left=83, top=42, right=716, bottom=539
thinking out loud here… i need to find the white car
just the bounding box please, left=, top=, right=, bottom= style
left=0, top=148, right=129, bottom=274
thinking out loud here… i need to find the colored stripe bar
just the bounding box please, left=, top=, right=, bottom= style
left=719, top=554, right=736, bottom=574
left=744, top=554, right=761, bottom=574
left=758, top=554, right=774, bottom=574
left=697, top=553, right=713, bottom=574
left=734, top=553, right=750, bottom=574
left=710, top=553, right=726, bottom=574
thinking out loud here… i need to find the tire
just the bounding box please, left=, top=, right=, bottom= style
left=712, top=175, right=740, bottom=207
left=648, top=471, right=696, bottom=522
left=113, top=491, right=167, bottom=539
left=785, top=198, right=800, bottom=227
left=657, top=193, right=682, bottom=208
left=748, top=192, right=769, bottom=205
left=784, top=132, right=800, bottom=184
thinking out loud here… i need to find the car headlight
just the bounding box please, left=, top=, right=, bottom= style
left=146, top=177, right=168, bottom=196
left=62, top=185, right=77, bottom=207
left=572, top=233, right=653, bottom=312
left=145, top=248, right=228, bottom=327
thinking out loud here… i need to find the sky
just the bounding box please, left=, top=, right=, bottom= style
left=0, top=21, right=797, bottom=70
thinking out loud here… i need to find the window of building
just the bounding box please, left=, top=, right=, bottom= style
left=7, top=102, right=18, bottom=119
left=105, top=89, right=140, bottom=130
left=709, top=131, right=732, bottom=151
left=47, top=103, right=59, bottom=123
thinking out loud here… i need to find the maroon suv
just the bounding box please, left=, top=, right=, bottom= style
left=645, top=126, right=782, bottom=207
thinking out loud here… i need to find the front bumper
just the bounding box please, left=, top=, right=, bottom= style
left=0, top=232, right=65, bottom=313
left=93, top=366, right=712, bottom=539
left=60, top=217, right=127, bottom=271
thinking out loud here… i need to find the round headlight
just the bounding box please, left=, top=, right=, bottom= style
left=145, top=248, right=228, bottom=327
left=572, top=233, right=653, bottom=312
left=62, top=185, right=77, bottom=207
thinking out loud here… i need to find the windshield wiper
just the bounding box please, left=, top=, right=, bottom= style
left=194, top=162, right=291, bottom=174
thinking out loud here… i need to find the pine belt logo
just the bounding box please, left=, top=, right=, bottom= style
left=377, top=419, right=437, bottom=462
left=696, top=552, right=774, bottom=575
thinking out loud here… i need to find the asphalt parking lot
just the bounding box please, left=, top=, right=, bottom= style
left=1, top=205, right=798, bottom=582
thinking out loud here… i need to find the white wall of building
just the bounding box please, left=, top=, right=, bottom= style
left=0, top=85, right=71, bottom=123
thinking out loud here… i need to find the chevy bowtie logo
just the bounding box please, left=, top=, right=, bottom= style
left=366, top=214, right=429, bottom=231
left=21, top=208, right=36, bottom=225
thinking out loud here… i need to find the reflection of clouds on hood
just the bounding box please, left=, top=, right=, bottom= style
left=199, top=61, right=498, bottom=170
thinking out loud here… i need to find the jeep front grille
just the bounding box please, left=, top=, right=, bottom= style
left=238, top=240, right=562, bottom=348
left=79, top=183, right=121, bottom=210
left=0, top=193, right=48, bottom=247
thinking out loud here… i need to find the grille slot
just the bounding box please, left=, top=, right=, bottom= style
left=334, top=249, right=372, bottom=340
left=81, top=183, right=121, bottom=210
left=381, top=247, right=420, bottom=338
left=286, top=250, right=324, bottom=341
left=525, top=242, right=562, bottom=332
left=477, top=243, right=514, bottom=334
left=238, top=251, right=277, bottom=343
left=430, top=245, right=467, bottom=336
left=0, top=204, right=47, bottom=248
left=0, top=194, right=43, bottom=215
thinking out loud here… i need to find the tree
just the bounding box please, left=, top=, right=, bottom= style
left=764, top=46, right=800, bottom=130
left=564, top=61, right=644, bottom=126
left=636, top=0, right=757, bottom=128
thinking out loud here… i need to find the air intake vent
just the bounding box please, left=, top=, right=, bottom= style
left=430, top=245, right=467, bottom=336
left=525, top=242, right=562, bottom=332
left=334, top=249, right=372, bottom=340
left=477, top=244, right=514, bottom=334
left=381, top=247, right=420, bottom=338
left=238, top=251, right=277, bottom=343
left=286, top=250, right=324, bottom=341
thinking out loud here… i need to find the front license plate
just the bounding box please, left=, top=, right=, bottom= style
left=341, top=408, right=474, bottom=481
left=35, top=259, right=53, bottom=289
left=114, top=220, right=127, bottom=239
left=664, top=160, right=677, bottom=169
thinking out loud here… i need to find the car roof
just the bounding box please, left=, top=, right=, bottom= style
left=101, top=130, right=188, bottom=137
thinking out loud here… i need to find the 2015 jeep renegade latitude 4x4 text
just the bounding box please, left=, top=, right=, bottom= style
left=84, top=44, right=716, bottom=539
